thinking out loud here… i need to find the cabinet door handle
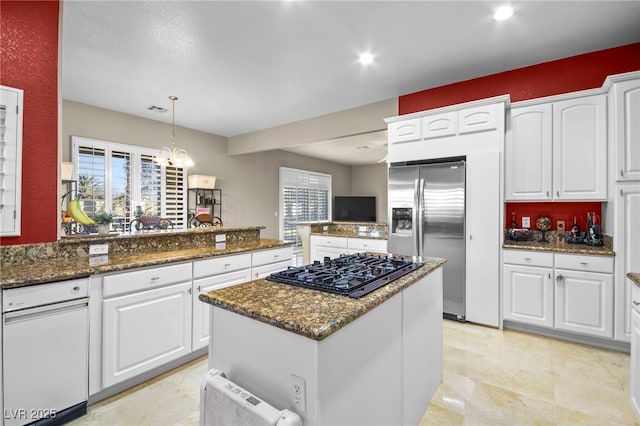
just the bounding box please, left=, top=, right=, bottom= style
left=621, top=170, right=624, bottom=177
left=469, top=235, right=473, bottom=240
left=197, top=285, right=201, bottom=292
left=224, top=263, right=231, bottom=267
left=621, top=189, right=624, bottom=196
left=523, top=257, right=532, bottom=261
left=150, top=276, right=160, bottom=281
left=187, top=288, right=192, bottom=295
left=273, top=254, right=280, bottom=259
left=556, top=190, right=560, bottom=197
left=548, top=273, right=551, bottom=279
left=633, top=301, right=640, bottom=306
left=556, top=274, right=564, bottom=283
left=579, top=262, right=588, bottom=266
left=546, top=191, right=550, bottom=198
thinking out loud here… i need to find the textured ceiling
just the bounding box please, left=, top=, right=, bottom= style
left=61, top=1, right=640, bottom=164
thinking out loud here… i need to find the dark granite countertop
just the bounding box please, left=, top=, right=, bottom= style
left=628, top=273, right=640, bottom=288
left=503, top=240, right=614, bottom=256
left=199, top=257, right=446, bottom=341
left=1, top=239, right=291, bottom=290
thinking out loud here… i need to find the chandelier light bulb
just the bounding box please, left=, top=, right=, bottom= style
left=154, top=96, right=194, bottom=168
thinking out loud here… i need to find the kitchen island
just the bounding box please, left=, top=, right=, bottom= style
left=199, top=256, right=445, bottom=426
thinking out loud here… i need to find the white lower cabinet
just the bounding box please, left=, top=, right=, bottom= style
left=309, top=235, right=387, bottom=263
left=102, top=281, right=192, bottom=388
left=503, top=250, right=614, bottom=339
left=309, top=236, right=349, bottom=262
left=631, top=285, right=640, bottom=420
left=102, top=263, right=193, bottom=388
left=503, top=264, right=554, bottom=327
left=192, top=269, right=252, bottom=351
left=251, top=246, right=294, bottom=280
left=555, top=269, right=613, bottom=338
left=192, top=254, right=252, bottom=351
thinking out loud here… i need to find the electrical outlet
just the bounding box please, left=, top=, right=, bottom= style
left=358, top=226, right=367, bottom=232
left=290, top=374, right=306, bottom=414
left=89, top=243, right=109, bottom=255
left=322, top=225, right=329, bottom=232
left=522, top=216, right=530, bottom=228
left=557, top=220, right=566, bottom=232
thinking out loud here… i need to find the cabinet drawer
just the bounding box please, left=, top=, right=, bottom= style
left=503, top=250, right=554, bottom=268
left=347, top=238, right=387, bottom=253
left=252, top=260, right=293, bottom=280
left=251, top=246, right=293, bottom=267
left=555, top=254, right=614, bottom=273
left=310, top=235, right=348, bottom=248
left=193, top=253, right=251, bottom=279
left=103, top=263, right=192, bottom=298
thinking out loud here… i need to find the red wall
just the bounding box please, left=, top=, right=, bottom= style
left=400, top=42, right=640, bottom=233
left=400, top=42, right=640, bottom=114
left=0, top=1, right=59, bottom=245
left=505, top=202, right=602, bottom=233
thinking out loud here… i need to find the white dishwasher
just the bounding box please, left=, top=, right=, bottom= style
left=2, top=279, right=89, bottom=426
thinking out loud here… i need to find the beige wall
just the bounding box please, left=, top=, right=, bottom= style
left=228, top=99, right=397, bottom=155
left=61, top=100, right=354, bottom=239
left=351, top=163, right=388, bottom=223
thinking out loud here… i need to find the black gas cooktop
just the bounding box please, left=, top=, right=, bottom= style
left=265, top=253, right=422, bottom=298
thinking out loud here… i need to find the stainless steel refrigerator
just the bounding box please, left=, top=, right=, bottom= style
left=388, top=158, right=466, bottom=320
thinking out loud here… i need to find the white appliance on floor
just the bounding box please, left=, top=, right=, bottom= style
left=200, top=369, right=302, bottom=426
left=2, top=279, right=89, bottom=426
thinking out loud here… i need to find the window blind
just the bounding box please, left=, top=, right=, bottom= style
left=279, top=167, right=331, bottom=251
left=73, top=136, right=187, bottom=231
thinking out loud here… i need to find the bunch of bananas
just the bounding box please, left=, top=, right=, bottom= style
left=68, top=196, right=95, bottom=225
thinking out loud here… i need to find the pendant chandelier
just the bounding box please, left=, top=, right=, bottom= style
left=154, top=96, right=194, bottom=168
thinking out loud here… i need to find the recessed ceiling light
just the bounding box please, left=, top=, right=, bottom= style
left=493, top=5, right=514, bottom=21
left=358, top=53, right=374, bottom=65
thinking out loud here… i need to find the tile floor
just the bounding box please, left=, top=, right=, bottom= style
left=70, top=320, right=639, bottom=425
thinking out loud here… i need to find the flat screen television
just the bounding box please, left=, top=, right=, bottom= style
left=334, top=196, right=376, bottom=222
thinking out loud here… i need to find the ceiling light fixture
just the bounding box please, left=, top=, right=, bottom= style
left=154, top=96, right=194, bottom=168
left=493, top=5, right=514, bottom=21
left=359, top=52, right=374, bottom=65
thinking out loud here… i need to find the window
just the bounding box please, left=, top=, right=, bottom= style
left=72, top=136, right=187, bottom=231
left=279, top=167, right=331, bottom=262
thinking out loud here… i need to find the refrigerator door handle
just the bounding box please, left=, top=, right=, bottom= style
left=412, top=178, right=419, bottom=256
left=417, top=178, right=425, bottom=258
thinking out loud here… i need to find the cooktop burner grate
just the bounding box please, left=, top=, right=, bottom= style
left=265, top=253, right=422, bottom=298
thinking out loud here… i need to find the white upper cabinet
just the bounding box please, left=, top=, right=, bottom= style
left=0, top=85, right=23, bottom=236
left=387, top=101, right=505, bottom=163
left=458, top=104, right=497, bottom=134
left=612, top=78, right=640, bottom=182
left=505, top=104, right=553, bottom=200
left=422, top=112, right=457, bottom=139
left=389, top=118, right=421, bottom=144
left=506, top=94, right=607, bottom=201
left=553, top=95, right=607, bottom=200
